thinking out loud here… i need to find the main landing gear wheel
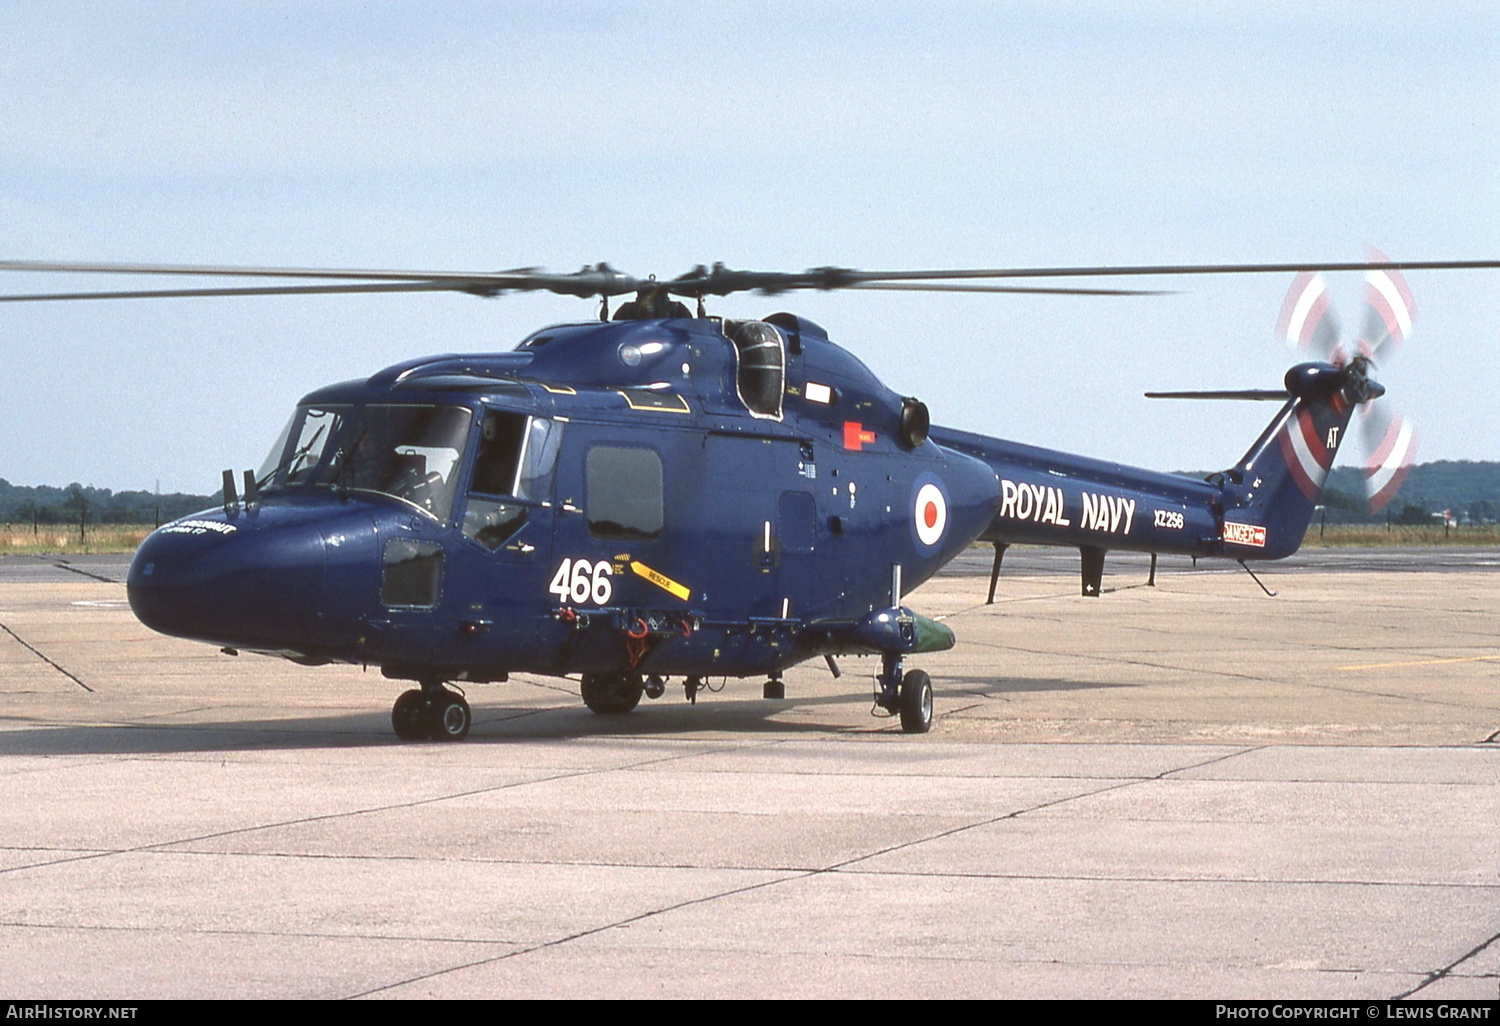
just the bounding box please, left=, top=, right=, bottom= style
left=899, top=669, right=933, bottom=734
left=432, top=691, right=471, bottom=741
left=581, top=673, right=644, bottom=715
left=391, top=689, right=428, bottom=741
left=390, top=687, right=471, bottom=741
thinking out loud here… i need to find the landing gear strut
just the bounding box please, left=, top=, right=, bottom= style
left=391, top=683, right=471, bottom=742
left=875, top=652, right=933, bottom=734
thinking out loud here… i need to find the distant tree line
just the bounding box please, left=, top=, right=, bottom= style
left=0, top=479, right=213, bottom=526
left=1320, top=461, right=1500, bottom=524
left=1168, top=460, right=1500, bottom=525
left=5, top=459, right=1499, bottom=529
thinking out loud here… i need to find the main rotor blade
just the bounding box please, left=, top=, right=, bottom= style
left=839, top=259, right=1500, bottom=282
left=0, top=281, right=475, bottom=302
left=0, top=259, right=531, bottom=282
left=0, top=260, right=646, bottom=298
left=661, top=258, right=1500, bottom=299
left=4, top=256, right=1498, bottom=305
left=845, top=282, right=1173, bottom=296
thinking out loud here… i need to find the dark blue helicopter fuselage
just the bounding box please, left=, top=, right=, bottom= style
left=128, top=314, right=1002, bottom=683
left=128, top=314, right=1362, bottom=689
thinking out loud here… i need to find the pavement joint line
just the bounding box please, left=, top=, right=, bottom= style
left=2, top=744, right=1278, bottom=996
left=0, top=916, right=1435, bottom=983
left=1155, top=743, right=1267, bottom=776
left=826, top=867, right=1500, bottom=890
left=134, top=847, right=822, bottom=873
left=1395, top=928, right=1500, bottom=1000
left=47, top=561, right=122, bottom=584
left=820, top=745, right=1262, bottom=876
left=287, top=750, right=1274, bottom=997
left=0, top=742, right=764, bottom=879
left=0, top=918, right=522, bottom=948
left=0, top=621, right=94, bottom=692
left=979, top=626, right=1500, bottom=711
left=128, top=846, right=1500, bottom=894
left=524, top=680, right=581, bottom=697
left=344, top=870, right=812, bottom=999
left=959, top=639, right=1276, bottom=686
left=944, top=699, right=1002, bottom=713
left=1284, top=677, right=1500, bottom=714
left=819, top=782, right=1155, bottom=874
left=1340, top=654, right=1500, bottom=671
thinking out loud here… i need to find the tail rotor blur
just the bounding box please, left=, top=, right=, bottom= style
left=1274, top=250, right=1419, bottom=512
left=1278, top=270, right=1341, bottom=363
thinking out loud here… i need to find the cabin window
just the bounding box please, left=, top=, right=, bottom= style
left=381, top=538, right=443, bottom=608
left=586, top=446, right=663, bottom=541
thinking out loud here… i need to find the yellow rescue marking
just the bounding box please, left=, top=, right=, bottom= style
left=630, top=560, right=691, bottom=601
left=1339, top=655, right=1500, bottom=671
left=541, top=383, right=577, bottom=395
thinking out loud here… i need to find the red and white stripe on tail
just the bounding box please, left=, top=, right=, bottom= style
left=1275, top=404, right=1337, bottom=499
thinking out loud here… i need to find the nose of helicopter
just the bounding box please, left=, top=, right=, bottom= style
left=127, top=504, right=360, bottom=651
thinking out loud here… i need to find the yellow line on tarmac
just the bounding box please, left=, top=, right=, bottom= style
left=1340, top=655, right=1500, bottom=671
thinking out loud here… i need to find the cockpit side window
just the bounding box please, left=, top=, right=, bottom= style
left=517, top=416, right=564, bottom=500
left=462, top=412, right=564, bottom=551
left=470, top=411, right=528, bottom=496
left=730, top=321, right=785, bottom=419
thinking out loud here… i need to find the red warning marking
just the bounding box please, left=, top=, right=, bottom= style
left=843, top=422, right=876, bottom=450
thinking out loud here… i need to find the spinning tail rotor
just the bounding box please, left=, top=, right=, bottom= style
left=1277, top=249, right=1418, bottom=512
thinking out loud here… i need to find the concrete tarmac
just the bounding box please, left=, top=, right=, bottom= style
left=0, top=551, right=1496, bottom=999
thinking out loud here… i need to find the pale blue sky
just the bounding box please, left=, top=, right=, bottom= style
left=3, top=1, right=1496, bottom=492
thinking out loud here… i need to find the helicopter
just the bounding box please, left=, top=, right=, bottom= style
left=2, top=255, right=1494, bottom=741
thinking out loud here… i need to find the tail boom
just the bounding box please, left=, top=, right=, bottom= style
left=930, top=361, right=1368, bottom=565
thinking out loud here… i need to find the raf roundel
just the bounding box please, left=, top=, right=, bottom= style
left=913, top=480, right=948, bottom=548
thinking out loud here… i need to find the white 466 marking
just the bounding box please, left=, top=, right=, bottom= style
left=549, top=558, right=613, bottom=605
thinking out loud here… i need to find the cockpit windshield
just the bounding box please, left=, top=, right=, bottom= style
left=257, top=406, right=348, bottom=489
left=258, top=403, right=473, bottom=521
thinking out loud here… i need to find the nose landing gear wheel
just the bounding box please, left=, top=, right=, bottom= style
left=581, top=673, right=645, bottom=714
left=899, top=669, right=933, bottom=734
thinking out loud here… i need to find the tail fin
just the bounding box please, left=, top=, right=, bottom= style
left=1219, top=366, right=1361, bottom=559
